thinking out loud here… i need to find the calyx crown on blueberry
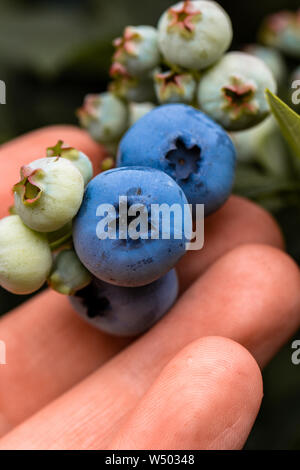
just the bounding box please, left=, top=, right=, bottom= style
left=13, top=166, right=43, bottom=206
left=113, top=26, right=142, bottom=60
left=166, top=0, right=202, bottom=38
left=221, top=76, right=258, bottom=120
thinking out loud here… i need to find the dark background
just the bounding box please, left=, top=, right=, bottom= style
left=0, top=0, right=299, bottom=450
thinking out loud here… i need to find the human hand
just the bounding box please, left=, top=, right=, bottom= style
left=0, top=126, right=299, bottom=450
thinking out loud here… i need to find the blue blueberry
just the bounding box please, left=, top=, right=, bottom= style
left=70, top=269, right=178, bottom=337
left=73, top=167, right=191, bottom=287
left=117, top=104, right=237, bottom=216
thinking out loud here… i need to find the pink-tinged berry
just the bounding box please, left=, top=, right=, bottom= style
left=158, top=1, right=232, bottom=70
left=14, top=157, right=84, bottom=233
left=77, top=92, right=128, bottom=143
left=113, top=26, right=160, bottom=77
left=259, top=10, right=300, bottom=59
left=154, top=69, right=196, bottom=104
left=198, top=52, right=277, bottom=131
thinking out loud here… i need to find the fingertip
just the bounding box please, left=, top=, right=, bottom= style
left=111, top=336, right=263, bottom=450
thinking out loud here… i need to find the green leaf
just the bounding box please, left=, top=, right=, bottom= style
left=266, top=89, right=300, bottom=159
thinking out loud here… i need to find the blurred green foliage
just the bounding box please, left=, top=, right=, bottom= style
left=0, top=0, right=299, bottom=450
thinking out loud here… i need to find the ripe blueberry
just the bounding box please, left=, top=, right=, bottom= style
left=117, top=104, right=236, bottom=216
left=70, top=269, right=178, bottom=337
left=73, top=167, right=191, bottom=287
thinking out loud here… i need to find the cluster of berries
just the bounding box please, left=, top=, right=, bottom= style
left=0, top=98, right=237, bottom=336
left=77, top=0, right=277, bottom=163
left=0, top=1, right=279, bottom=338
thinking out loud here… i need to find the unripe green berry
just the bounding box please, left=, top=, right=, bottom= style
left=244, top=45, right=287, bottom=87
left=14, top=157, right=84, bottom=233
left=113, top=26, right=160, bottom=77
left=0, top=215, right=52, bottom=295
left=231, top=116, right=277, bottom=162
left=77, top=92, right=129, bottom=143
left=197, top=52, right=277, bottom=131
left=129, top=102, right=155, bottom=126
left=47, top=140, right=93, bottom=186
left=157, top=1, right=232, bottom=71
left=154, top=69, right=196, bottom=104
left=48, top=249, right=92, bottom=296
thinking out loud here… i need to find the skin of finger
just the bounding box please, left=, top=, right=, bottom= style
left=0, top=125, right=105, bottom=217
left=0, top=244, right=299, bottom=450
left=0, top=292, right=129, bottom=437
left=177, top=195, right=284, bottom=292
left=110, top=337, right=263, bottom=450
left=0, top=198, right=284, bottom=436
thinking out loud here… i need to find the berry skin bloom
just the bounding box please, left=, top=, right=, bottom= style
left=0, top=215, right=52, bottom=295
left=157, top=1, right=232, bottom=71
left=154, top=69, right=197, bottom=105
left=73, top=167, right=191, bottom=288
left=118, top=104, right=236, bottom=217
left=70, top=269, right=178, bottom=337
left=48, top=249, right=92, bottom=296
left=47, top=140, right=93, bottom=186
left=77, top=92, right=129, bottom=143
left=113, top=26, right=160, bottom=77
left=197, top=52, right=277, bottom=131
left=13, top=157, right=84, bottom=233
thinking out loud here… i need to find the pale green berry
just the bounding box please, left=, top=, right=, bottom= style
left=77, top=92, right=128, bottom=143
left=231, top=116, right=277, bottom=162
left=47, top=140, right=93, bottom=186
left=0, top=215, right=52, bottom=295
left=14, top=157, right=84, bottom=233
left=157, top=1, right=232, bottom=71
left=113, top=26, right=160, bottom=77
left=244, top=45, right=287, bottom=86
left=48, top=249, right=91, bottom=296
left=154, top=69, right=197, bottom=104
left=129, top=102, right=155, bottom=126
left=197, top=52, right=277, bottom=131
